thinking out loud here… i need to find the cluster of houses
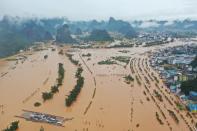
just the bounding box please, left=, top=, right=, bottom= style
left=150, top=43, right=197, bottom=112
left=137, top=32, right=173, bottom=46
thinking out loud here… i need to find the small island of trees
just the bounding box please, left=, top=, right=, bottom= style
left=65, top=67, right=84, bottom=107
left=42, top=63, right=65, bottom=101
left=98, top=59, right=117, bottom=65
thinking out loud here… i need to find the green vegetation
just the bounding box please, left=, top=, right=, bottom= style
left=87, top=29, right=113, bottom=42
left=3, top=121, right=19, bottom=131
left=124, top=75, right=134, bottom=84
left=44, top=55, right=48, bottom=59
left=82, top=53, right=91, bottom=57
left=42, top=92, right=53, bottom=101
left=118, top=50, right=130, bottom=53
left=34, top=102, right=41, bottom=107
left=175, top=101, right=185, bottom=110
left=135, top=75, right=141, bottom=85
left=5, top=58, right=18, bottom=61
left=42, top=63, right=65, bottom=101
left=40, top=126, right=44, bottom=131
left=57, top=63, right=65, bottom=86
left=0, top=17, right=54, bottom=58
left=156, top=112, right=164, bottom=125
left=190, top=56, right=197, bottom=68
left=75, top=67, right=83, bottom=78
left=136, top=124, right=140, bottom=128
left=65, top=67, right=84, bottom=107
left=153, top=90, right=163, bottom=102
left=58, top=49, right=64, bottom=55
left=51, top=85, right=59, bottom=93
left=180, top=78, right=197, bottom=95
left=98, top=59, right=117, bottom=65
left=51, top=48, right=56, bottom=51
left=144, top=40, right=170, bottom=47
left=56, top=24, right=76, bottom=43
left=168, top=110, right=179, bottom=124
left=153, top=75, right=159, bottom=83
left=111, top=56, right=130, bottom=64
left=66, top=53, right=79, bottom=65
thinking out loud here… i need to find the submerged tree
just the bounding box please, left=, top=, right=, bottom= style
left=40, top=126, right=44, bottom=131
left=65, top=66, right=84, bottom=107
left=42, top=92, right=53, bottom=101
left=3, top=121, right=19, bottom=131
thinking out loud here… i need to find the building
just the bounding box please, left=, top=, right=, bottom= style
left=188, top=104, right=197, bottom=113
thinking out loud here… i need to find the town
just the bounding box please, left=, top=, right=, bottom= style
left=150, top=43, right=197, bottom=113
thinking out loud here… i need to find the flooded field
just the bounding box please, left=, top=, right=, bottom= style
left=0, top=41, right=196, bottom=131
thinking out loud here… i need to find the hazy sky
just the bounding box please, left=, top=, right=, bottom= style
left=1, top=0, right=197, bottom=20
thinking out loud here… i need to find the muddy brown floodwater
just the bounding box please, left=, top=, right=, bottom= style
left=0, top=41, right=196, bottom=131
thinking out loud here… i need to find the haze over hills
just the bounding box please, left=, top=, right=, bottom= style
left=56, top=24, right=76, bottom=43
left=1, top=16, right=197, bottom=57
left=87, top=29, right=113, bottom=42
left=0, top=16, right=137, bottom=57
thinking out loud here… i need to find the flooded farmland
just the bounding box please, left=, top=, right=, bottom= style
left=0, top=41, right=196, bottom=131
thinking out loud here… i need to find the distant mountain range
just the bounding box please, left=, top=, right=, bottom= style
left=69, top=17, right=137, bottom=38
left=1, top=16, right=197, bottom=57
left=0, top=16, right=65, bottom=57
left=87, top=29, right=113, bottom=42
left=56, top=24, right=76, bottom=43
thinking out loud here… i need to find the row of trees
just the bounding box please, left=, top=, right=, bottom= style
left=65, top=67, right=84, bottom=107
left=42, top=63, right=65, bottom=101
left=98, top=59, right=117, bottom=65
left=66, top=54, right=79, bottom=66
